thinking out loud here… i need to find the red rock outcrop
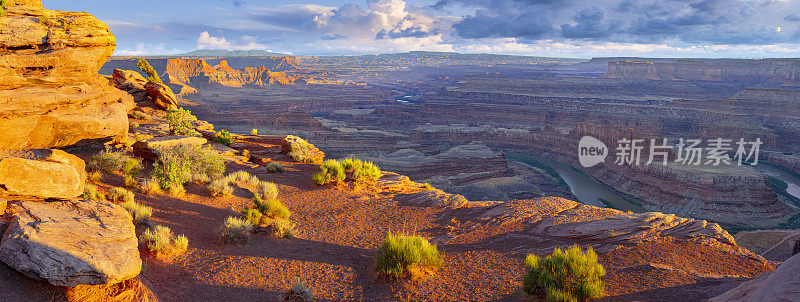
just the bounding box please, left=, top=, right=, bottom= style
left=0, top=0, right=134, bottom=149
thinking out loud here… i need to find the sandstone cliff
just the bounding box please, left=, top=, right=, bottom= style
left=0, top=0, right=134, bottom=149
left=602, top=59, right=800, bottom=86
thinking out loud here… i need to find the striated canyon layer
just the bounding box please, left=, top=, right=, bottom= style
left=602, top=58, right=800, bottom=86
left=0, top=0, right=133, bottom=149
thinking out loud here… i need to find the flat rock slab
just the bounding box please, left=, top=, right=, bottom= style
left=711, top=252, right=800, bottom=302
left=0, top=200, right=141, bottom=286
left=0, top=149, right=85, bottom=199
left=133, top=135, right=208, bottom=161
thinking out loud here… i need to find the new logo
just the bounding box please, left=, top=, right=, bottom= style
left=578, top=136, right=608, bottom=168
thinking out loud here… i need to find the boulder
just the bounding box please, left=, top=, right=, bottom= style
left=0, top=149, right=85, bottom=199
left=133, top=135, right=207, bottom=161
left=112, top=69, right=147, bottom=87
left=710, top=252, right=800, bottom=302
left=0, top=200, right=141, bottom=286
left=144, top=81, right=179, bottom=110
left=0, top=2, right=134, bottom=149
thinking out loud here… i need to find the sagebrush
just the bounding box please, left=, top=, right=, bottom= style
left=139, top=225, right=189, bottom=259
left=523, top=245, right=605, bottom=302
left=376, top=232, right=442, bottom=279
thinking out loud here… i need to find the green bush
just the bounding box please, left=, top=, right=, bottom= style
left=87, top=150, right=137, bottom=173
left=241, top=207, right=263, bottom=226
left=121, top=199, right=153, bottom=225
left=151, top=145, right=225, bottom=190
left=123, top=174, right=138, bottom=188
left=376, top=232, right=442, bottom=279
left=340, top=158, right=381, bottom=183
left=130, top=121, right=140, bottom=128
left=312, top=160, right=345, bottom=185
left=207, top=178, right=234, bottom=197
left=211, top=130, right=235, bottom=146
left=108, top=187, right=135, bottom=204
left=266, top=162, right=285, bottom=173
left=219, top=216, right=253, bottom=244
left=282, top=278, right=313, bottom=302
left=136, top=58, right=162, bottom=84
left=139, top=225, right=189, bottom=258
left=257, top=181, right=279, bottom=200
left=0, top=0, right=7, bottom=17
left=284, top=136, right=320, bottom=164
left=523, top=245, right=605, bottom=302
left=313, top=158, right=380, bottom=185
left=165, top=108, right=199, bottom=136
left=254, top=197, right=290, bottom=220
left=81, top=184, right=105, bottom=201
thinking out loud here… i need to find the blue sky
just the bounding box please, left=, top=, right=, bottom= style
left=46, top=0, right=800, bottom=58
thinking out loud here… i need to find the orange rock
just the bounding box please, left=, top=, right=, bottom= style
left=144, top=81, right=179, bottom=110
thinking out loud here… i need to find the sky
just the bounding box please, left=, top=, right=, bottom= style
left=46, top=0, right=800, bottom=58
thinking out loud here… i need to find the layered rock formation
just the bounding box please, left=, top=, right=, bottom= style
left=711, top=252, right=800, bottom=302
left=602, top=59, right=800, bottom=86
left=0, top=0, right=133, bottom=149
left=0, top=200, right=141, bottom=286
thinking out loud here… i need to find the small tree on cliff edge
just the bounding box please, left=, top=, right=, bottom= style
left=136, top=58, right=163, bottom=84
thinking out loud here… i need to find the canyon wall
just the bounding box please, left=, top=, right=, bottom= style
left=602, top=59, right=800, bottom=86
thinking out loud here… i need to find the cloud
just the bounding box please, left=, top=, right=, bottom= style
left=561, top=6, right=617, bottom=39
left=114, top=42, right=184, bottom=56
left=196, top=31, right=268, bottom=50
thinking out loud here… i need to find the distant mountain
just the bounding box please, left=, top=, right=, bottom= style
left=172, top=49, right=292, bottom=57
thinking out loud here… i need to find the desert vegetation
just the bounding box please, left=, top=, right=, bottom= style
left=0, top=0, right=6, bottom=17
left=313, top=158, right=381, bottom=186
left=107, top=187, right=135, bottom=204
left=151, top=145, right=225, bottom=195
left=129, top=110, right=151, bottom=120
left=266, top=162, right=285, bottom=173
left=120, top=199, right=153, bottom=225
left=283, top=135, right=320, bottom=163
left=139, top=225, right=189, bottom=259
left=136, top=58, right=162, bottom=83
left=375, top=232, right=442, bottom=279
left=211, top=129, right=235, bottom=146
left=81, top=184, right=105, bottom=201
left=523, top=245, right=605, bottom=302
left=165, top=108, right=199, bottom=136
left=218, top=216, right=253, bottom=244
left=282, top=279, right=313, bottom=302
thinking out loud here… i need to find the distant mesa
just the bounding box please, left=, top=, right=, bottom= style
left=102, top=57, right=305, bottom=94
left=601, top=58, right=800, bottom=85
left=171, top=49, right=292, bottom=57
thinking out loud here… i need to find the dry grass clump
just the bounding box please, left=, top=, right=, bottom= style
left=282, top=278, right=313, bottom=302
left=120, top=199, right=153, bottom=225
left=283, top=135, right=320, bottom=164
left=87, top=150, right=140, bottom=173
left=523, top=245, right=605, bottom=302
left=108, top=187, right=135, bottom=204
left=130, top=121, right=140, bottom=129
left=257, top=181, right=278, bottom=200
left=141, top=178, right=162, bottom=195
left=253, top=195, right=290, bottom=220
left=266, top=162, right=285, bottom=173
left=262, top=219, right=296, bottom=238
left=219, top=216, right=253, bottom=244
left=81, top=184, right=105, bottom=201
left=87, top=170, right=103, bottom=182
left=139, top=225, right=189, bottom=259
left=241, top=149, right=250, bottom=158
left=207, top=178, right=234, bottom=197
left=376, top=232, right=442, bottom=279
left=241, top=208, right=263, bottom=226
left=129, top=110, right=151, bottom=121
left=313, top=159, right=345, bottom=185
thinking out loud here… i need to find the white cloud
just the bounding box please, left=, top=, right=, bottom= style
left=196, top=31, right=269, bottom=50
left=114, top=42, right=184, bottom=56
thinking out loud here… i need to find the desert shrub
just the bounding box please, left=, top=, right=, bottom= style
left=282, top=278, right=313, bottom=302
left=141, top=178, right=162, bottom=195
left=122, top=158, right=142, bottom=175
left=247, top=174, right=261, bottom=187
left=81, top=184, right=105, bottom=201
left=123, top=174, right=137, bottom=188
left=207, top=178, right=234, bottom=197
left=121, top=199, right=152, bottom=225
left=312, top=160, right=345, bottom=185
left=264, top=219, right=296, bottom=238
left=87, top=150, right=135, bottom=172
left=284, top=136, right=320, bottom=164
left=266, top=162, right=285, bottom=173
left=340, top=158, right=382, bottom=183
left=241, top=207, right=263, bottom=226
left=250, top=128, right=258, bottom=136
left=136, top=58, right=162, bottom=84
left=165, top=108, right=199, bottom=136
left=87, top=171, right=102, bottom=182
left=376, top=232, right=442, bottom=279
left=230, top=170, right=252, bottom=182
left=151, top=145, right=225, bottom=190
left=241, top=149, right=250, bottom=158
left=38, top=12, right=55, bottom=27
left=130, top=121, right=140, bottom=128
left=219, top=216, right=253, bottom=244
left=0, top=0, right=6, bottom=17
left=108, top=187, right=135, bottom=204
left=139, top=225, right=188, bottom=258
left=257, top=181, right=279, bottom=200
left=167, top=184, right=186, bottom=197
left=129, top=111, right=151, bottom=120
left=211, top=130, right=235, bottom=146
left=254, top=197, right=290, bottom=220
left=188, top=172, right=212, bottom=184
left=523, top=245, right=605, bottom=302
